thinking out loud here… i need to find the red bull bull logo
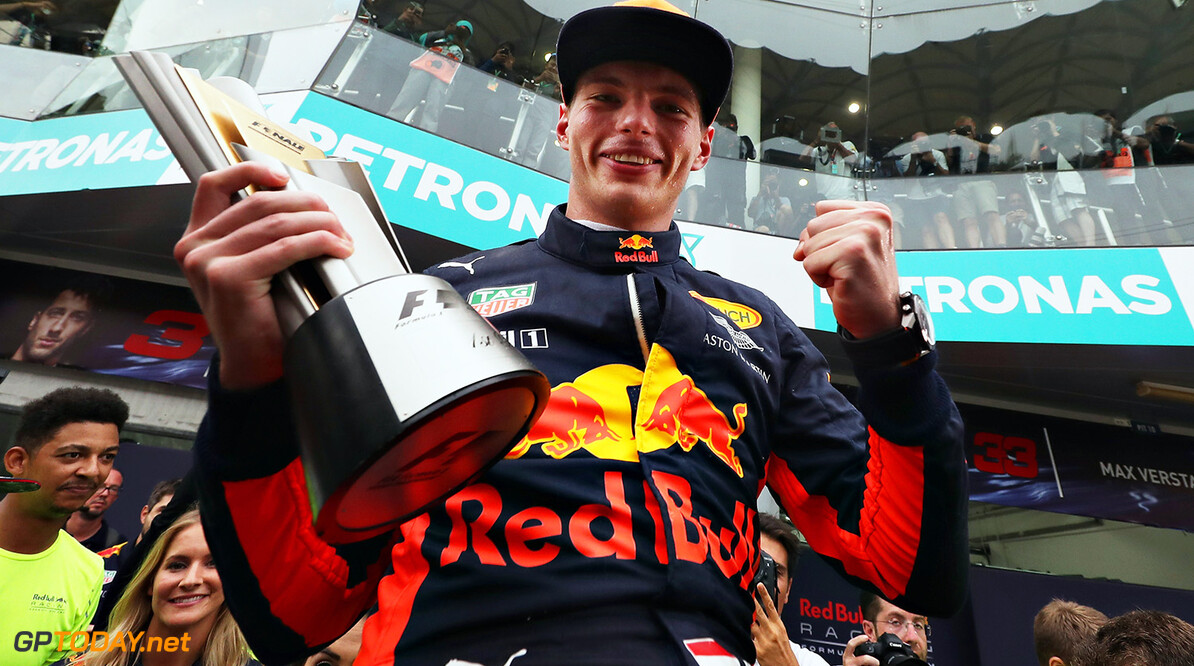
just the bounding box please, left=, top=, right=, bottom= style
left=516, top=385, right=621, bottom=458
left=509, top=346, right=748, bottom=478
left=638, top=347, right=747, bottom=477
left=507, top=363, right=641, bottom=462
left=619, top=234, right=654, bottom=250
left=614, top=234, right=659, bottom=263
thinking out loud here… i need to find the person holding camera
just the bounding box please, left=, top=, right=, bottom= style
left=378, top=1, right=423, bottom=41
left=752, top=514, right=830, bottom=666
left=946, top=115, right=1004, bottom=247
left=509, top=53, right=561, bottom=168
left=802, top=121, right=858, bottom=201
left=1022, top=113, right=1103, bottom=246
left=842, top=591, right=930, bottom=666
left=899, top=131, right=955, bottom=249
left=1142, top=114, right=1194, bottom=242
left=748, top=172, right=796, bottom=235
left=1145, top=115, right=1194, bottom=165
left=479, top=41, right=517, bottom=79
left=385, top=18, right=474, bottom=133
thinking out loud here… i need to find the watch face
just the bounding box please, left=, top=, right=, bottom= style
left=914, top=294, right=935, bottom=346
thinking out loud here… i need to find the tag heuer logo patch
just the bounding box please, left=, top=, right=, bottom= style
left=468, top=283, right=536, bottom=317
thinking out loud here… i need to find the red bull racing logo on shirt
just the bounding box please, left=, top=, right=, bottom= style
left=411, top=348, right=757, bottom=588
left=434, top=470, right=758, bottom=588
left=468, top=282, right=536, bottom=317
left=615, top=234, right=659, bottom=263
left=507, top=346, right=747, bottom=477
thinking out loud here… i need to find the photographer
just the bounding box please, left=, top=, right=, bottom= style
left=508, top=53, right=561, bottom=168
left=1024, top=114, right=1100, bottom=246
left=899, top=131, right=955, bottom=249
left=385, top=19, right=474, bottom=133
left=1003, top=191, right=1061, bottom=248
left=946, top=115, right=1003, bottom=247
left=752, top=514, right=830, bottom=666
left=748, top=172, right=796, bottom=236
left=479, top=41, right=516, bottom=79
left=843, top=591, right=930, bottom=666
left=1142, top=114, right=1194, bottom=242
left=802, top=121, right=858, bottom=201
left=1146, top=115, right=1194, bottom=165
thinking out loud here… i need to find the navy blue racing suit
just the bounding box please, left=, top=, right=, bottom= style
left=193, top=206, right=967, bottom=665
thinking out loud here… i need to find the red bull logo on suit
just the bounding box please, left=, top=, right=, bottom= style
left=434, top=470, right=758, bottom=587
left=618, top=234, right=654, bottom=250
left=614, top=234, right=659, bottom=262
left=507, top=346, right=748, bottom=478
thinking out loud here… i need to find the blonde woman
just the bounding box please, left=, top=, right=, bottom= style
left=81, top=508, right=257, bottom=666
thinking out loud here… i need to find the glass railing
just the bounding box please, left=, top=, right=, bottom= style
left=313, top=24, right=570, bottom=181
left=0, top=0, right=354, bottom=56
left=5, top=0, right=1193, bottom=248
left=35, top=22, right=350, bottom=118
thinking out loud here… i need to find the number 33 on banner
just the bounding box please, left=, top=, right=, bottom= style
left=124, top=310, right=211, bottom=360
left=972, top=432, right=1039, bottom=479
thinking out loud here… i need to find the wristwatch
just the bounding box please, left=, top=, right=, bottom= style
left=839, top=292, right=935, bottom=367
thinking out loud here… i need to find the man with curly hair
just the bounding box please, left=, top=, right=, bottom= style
left=0, top=387, right=128, bottom=666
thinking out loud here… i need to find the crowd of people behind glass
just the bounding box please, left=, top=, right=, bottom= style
left=5, top=0, right=1194, bottom=249
left=732, top=111, right=1194, bottom=249
left=1, top=0, right=118, bottom=54
left=352, top=0, right=1194, bottom=250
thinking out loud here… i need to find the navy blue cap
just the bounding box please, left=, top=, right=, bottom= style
left=556, top=1, right=734, bottom=125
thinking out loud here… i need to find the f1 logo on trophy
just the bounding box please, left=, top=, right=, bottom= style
left=115, top=52, right=549, bottom=544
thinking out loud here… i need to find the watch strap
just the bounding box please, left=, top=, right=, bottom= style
left=838, top=294, right=933, bottom=367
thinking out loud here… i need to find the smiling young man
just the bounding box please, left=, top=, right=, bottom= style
left=176, top=2, right=967, bottom=665
left=0, top=386, right=128, bottom=666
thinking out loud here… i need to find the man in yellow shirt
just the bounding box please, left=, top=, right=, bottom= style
left=0, top=386, right=127, bottom=666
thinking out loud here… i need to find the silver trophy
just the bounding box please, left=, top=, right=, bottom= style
left=115, top=52, right=549, bottom=543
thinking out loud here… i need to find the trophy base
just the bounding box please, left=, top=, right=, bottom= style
left=319, top=372, right=544, bottom=542
left=284, top=273, right=549, bottom=543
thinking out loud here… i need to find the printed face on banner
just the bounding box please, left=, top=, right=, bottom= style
left=13, top=289, right=96, bottom=366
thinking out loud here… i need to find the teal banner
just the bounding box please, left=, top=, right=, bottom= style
left=0, top=109, right=179, bottom=195
left=283, top=92, right=569, bottom=250
left=813, top=248, right=1194, bottom=346
left=6, top=92, right=1194, bottom=347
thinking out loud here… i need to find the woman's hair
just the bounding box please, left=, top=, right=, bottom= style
left=82, top=507, right=250, bottom=666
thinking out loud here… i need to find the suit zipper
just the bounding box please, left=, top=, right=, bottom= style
left=626, top=273, right=650, bottom=364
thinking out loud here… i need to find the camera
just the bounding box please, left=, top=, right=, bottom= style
left=820, top=125, right=842, bottom=144
left=752, top=550, right=779, bottom=606
left=1156, top=123, right=1179, bottom=142
left=954, top=125, right=974, bottom=137
left=854, top=633, right=929, bottom=666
